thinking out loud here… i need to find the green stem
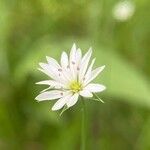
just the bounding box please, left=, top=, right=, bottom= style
left=81, top=98, right=86, bottom=150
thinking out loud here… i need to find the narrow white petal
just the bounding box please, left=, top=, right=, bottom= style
left=38, top=68, right=53, bottom=78
left=35, top=90, right=64, bottom=101
left=61, top=51, right=69, bottom=68
left=61, top=69, right=73, bottom=83
left=85, top=84, right=106, bottom=93
left=84, top=58, right=96, bottom=79
left=36, top=80, right=53, bottom=85
left=60, top=52, right=74, bottom=82
left=39, top=62, right=48, bottom=68
left=52, top=93, right=72, bottom=111
left=45, top=58, right=68, bottom=83
left=76, top=48, right=82, bottom=66
left=36, top=80, right=64, bottom=88
left=40, top=87, right=51, bottom=93
left=70, top=43, right=76, bottom=63
left=46, top=56, right=60, bottom=68
left=39, top=63, right=57, bottom=80
left=79, top=48, right=92, bottom=82
left=38, top=67, right=61, bottom=82
left=39, top=62, right=69, bottom=84
left=79, top=90, right=93, bottom=98
left=69, top=43, right=78, bottom=80
left=85, top=65, right=105, bottom=85
left=67, top=93, right=79, bottom=107
left=39, top=62, right=58, bottom=76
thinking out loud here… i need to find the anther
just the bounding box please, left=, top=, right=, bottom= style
left=67, top=65, right=70, bottom=69
left=72, top=61, right=75, bottom=65
left=58, top=68, right=62, bottom=72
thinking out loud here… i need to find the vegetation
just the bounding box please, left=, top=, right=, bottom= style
left=0, top=0, right=150, bottom=149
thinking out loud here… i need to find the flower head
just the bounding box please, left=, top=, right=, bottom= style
left=113, top=1, right=135, bottom=22
left=35, top=44, right=106, bottom=111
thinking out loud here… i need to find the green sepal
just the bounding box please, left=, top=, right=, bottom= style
left=59, top=105, right=68, bottom=116
left=92, top=93, right=105, bottom=103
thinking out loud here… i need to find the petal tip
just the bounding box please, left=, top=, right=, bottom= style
left=103, top=86, right=106, bottom=90
left=51, top=105, right=61, bottom=111
left=35, top=96, right=40, bottom=101
left=102, top=65, right=106, bottom=68
left=35, top=81, right=41, bottom=85
left=39, top=62, right=42, bottom=66
left=46, top=56, right=49, bottom=60
left=89, top=47, right=92, bottom=50
left=71, top=43, right=76, bottom=50
left=51, top=107, right=56, bottom=111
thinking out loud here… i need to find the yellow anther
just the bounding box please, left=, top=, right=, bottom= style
left=70, top=81, right=82, bottom=93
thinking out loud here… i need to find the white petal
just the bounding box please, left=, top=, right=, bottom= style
left=67, top=93, right=79, bottom=107
left=36, top=80, right=64, bottom=88
left=46, top=56, right=60, bottom=68
left=75, top=48, right=82, bottom=66
left=36, top=80, right=53, bottom=85
left=38, top=68, right=53, bottom=78
left=39, top=62, right=69, bottom=84
left=44, top=58, right=68, bottom=83
left=39, top=62, right=48, bottom=69
left=61, top=51, right=69, bottom=69
left=40, top=87, right=51, bottom=93
left=39, top=63, right=57, bottom=80
left=60, top=52, right=74, bottom=82
left=38, top=67, right=63, bottom=83
left=35, top=90, right=64, bottom=101
left=85, top=84, right=106, bottom=93
left=79, top=48, right=92, bottom=82
left=70, top=43, right=76, bottom=63
left=69, top=43, right=77, bottom=80
left=52, top=93, right=72, bottom=111
left=84, top=65, right=105, bottom=85
left=79, top=90, right=93, bottom=98
left=84, top=58, right=96, bottom=79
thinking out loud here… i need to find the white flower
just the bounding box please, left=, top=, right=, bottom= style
left=113, top=1, right=135, bottom=21
left=35, top=44, right=106, bottom=111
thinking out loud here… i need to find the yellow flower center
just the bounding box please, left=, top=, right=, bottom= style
left=70, top=81, right=82, bottom=93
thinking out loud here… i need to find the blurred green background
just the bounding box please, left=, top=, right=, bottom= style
left=0, top=0, right=150, bottom=150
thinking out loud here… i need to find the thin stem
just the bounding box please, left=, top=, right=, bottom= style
left=81, top=98, right=86, bottom=150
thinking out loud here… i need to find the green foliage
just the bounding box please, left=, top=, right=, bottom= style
left=0, top=0, right=150, bottom=150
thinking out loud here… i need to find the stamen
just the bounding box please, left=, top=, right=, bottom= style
left=67, top=65, right=70, bottom=69
left=72, top=61, right=75, bottom=65
left=77, top=67, right=80, bottom=71
left=58, top=68, right=62, bottom=72
left=69, top=81, right=82, bottom=93
left=60, top=92, right=63, bottom=96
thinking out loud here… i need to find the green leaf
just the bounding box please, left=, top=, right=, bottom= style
left=94, top=46, right=150, bottom=108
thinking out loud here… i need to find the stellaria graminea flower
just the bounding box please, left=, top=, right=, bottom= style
left=35, top=44, right=106, bottom=111
left=113, top=0, right=135, bottom=22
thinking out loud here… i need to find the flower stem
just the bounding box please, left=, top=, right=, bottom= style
left=81, top=98, right=86, bottom=150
